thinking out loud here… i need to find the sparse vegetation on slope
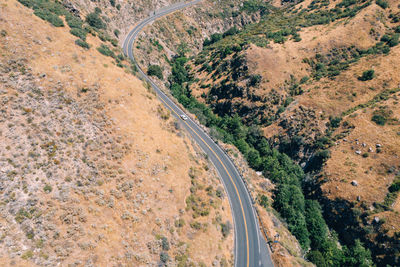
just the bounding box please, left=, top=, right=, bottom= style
left=0, top=1, right=235, bottom=266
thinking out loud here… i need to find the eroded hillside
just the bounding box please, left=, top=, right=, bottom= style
left=0, top=1, right=234, bottom=266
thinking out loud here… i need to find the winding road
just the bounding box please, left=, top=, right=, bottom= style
left=122, top=2, right=273, bottom=266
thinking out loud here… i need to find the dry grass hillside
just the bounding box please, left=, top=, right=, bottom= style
left=0, top=0, right=234, bottom=266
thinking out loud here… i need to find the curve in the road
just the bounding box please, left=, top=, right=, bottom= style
left=122, top=2, right=274, bottom=266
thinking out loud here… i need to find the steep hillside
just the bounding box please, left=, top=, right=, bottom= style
left=58, top=0, right=263, bottom=81
left=0, top=1, right=235, bottom=266
left=139, top=0, right=400, bottom=266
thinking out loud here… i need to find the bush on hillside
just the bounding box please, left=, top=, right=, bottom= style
left=147, top=65, right=163, bottom=80
left=75, top=39, right=90, bottom=49
left=86, top=12, right=106, bottom=29
left=376, top=0, right=388, bottom=9
left=97, top=44, right=115, bottom=57
left=70, top=28, right=87, bottom=40
left=358, top=69, right=375, bottom=81
left=34, top=9, right=64, bottom=27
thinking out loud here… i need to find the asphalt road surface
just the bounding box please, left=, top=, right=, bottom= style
left=122, top=2, right=274, bottom=266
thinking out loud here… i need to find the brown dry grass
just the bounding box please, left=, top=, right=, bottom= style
left=322, top=92, right=400, bottom=236
left=0, top=0, right=233, bottom=265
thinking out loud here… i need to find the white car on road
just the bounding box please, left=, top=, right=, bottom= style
left=180, top=114, right=188, bottom=121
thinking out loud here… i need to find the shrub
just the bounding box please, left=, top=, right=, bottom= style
left=34, top=9, right=64, bottom=27
left=388, top=177, right=400, bottom=192
left=203, top=33, right=223, bottom=46
left=220, top=221, right=232, bottom=238
left=75, top=39, right=90, bottom=49
left=43, top=184, right=52, bottom=193
left=94, top=7, right=102, bottom=14
left=114, top=29, right=120, bottom=37
left=388, top=34, right=399, bottom=47
left=358, top=69, right=375, bottom=81
left=190, top=221, right=201, bottom=229
left=259, top=194, right=269, bottom=208
left=329, top=116, right=342, bottom=128
left=371, top=114, right=385, bottom=125
left=147, top=64, right=163, bottom=79
left=247, top=74, right=262, bottom=87
left=174, top=218, right=185, bottom=227
left=21, top=250, right=34, bottom=260
left=300, top=76, right=309, bottom=84
left=371, top=106, right=393, bottom=125
left=97, top=44, right=115, bottom=57
left=86, top=13, right=106, bottom=29
left=161, top=237, right=170, bottom=251
left=375, top=0, right=388, bottom=9
left=223, top=27, right=240, bottom=37
left=160, top=251, right=169, bottom=263
left=70, top=28, right=87, bottom=40
left=65, top=14, right=83, bottom=29
left=109, top=0, right=115, bottom=7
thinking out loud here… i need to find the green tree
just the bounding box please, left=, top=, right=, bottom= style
left=343, top=239, right=373, bottom=267
left=305, top=200, right=328, bottom=250
left=307, top=250, right=327, bottom=267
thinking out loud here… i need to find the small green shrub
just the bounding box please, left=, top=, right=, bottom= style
left=65, top=14, right=83, bottom=29
left=388, top=177, right=400, bottom=193
left=247, top=74, right=262, bottom=87
left=358, top=69, right=375, bottom=81
left=220, top=221, right=232, bottom=238
left=190, top=221, right=201, bottom=229
left=175, top=218, right=185, bottom=227
left=161, top=237, right=170, bottom=251
left=97, top=44, right=115, bottom=57
left=160, top=251, right=169, bottom=263
left=259, top=194, right=269, bottom=208
left=21, top=250, right=34, bottom=260
left=70, top=28, right=87, bottom=40
left=86, top=13, right=106, bottom=29
left=376, top=0, right=388, bottom=9
left=43, top=184, right=52, bottom=193
left=75, top=39, right=90, bottom=49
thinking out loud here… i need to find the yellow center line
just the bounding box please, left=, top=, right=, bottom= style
left=158, top=95, right=250, bottom=267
